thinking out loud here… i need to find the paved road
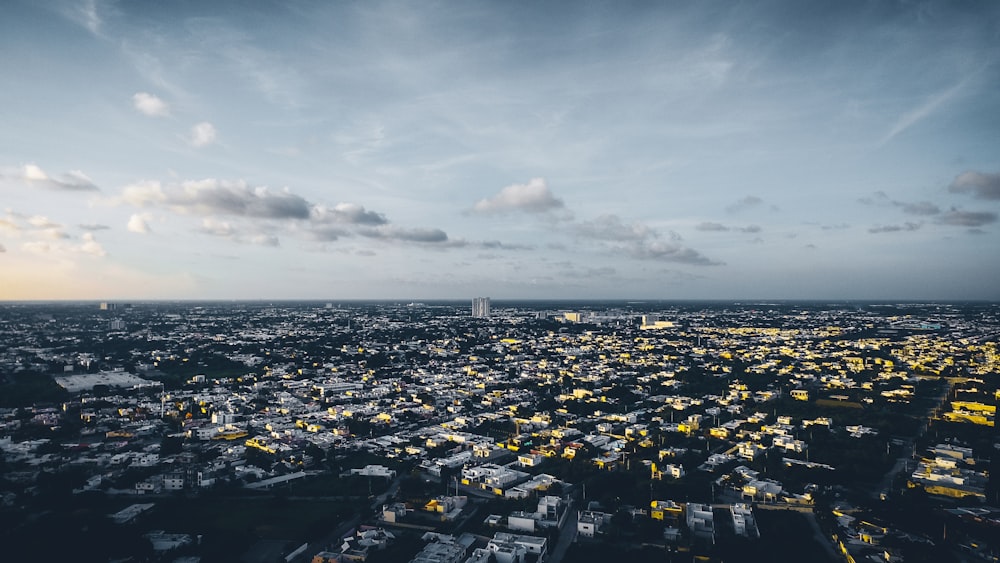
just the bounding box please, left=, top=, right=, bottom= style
left=547, top=501, right=578, bottom=563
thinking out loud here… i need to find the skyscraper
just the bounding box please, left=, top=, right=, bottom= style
left=472, top=297, right=491, bottom=318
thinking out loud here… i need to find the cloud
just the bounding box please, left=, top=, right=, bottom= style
left=477, top=240, right=535, bottom=251
left=696, top=222, right=759, bottom=234
left=60, top=0, right=102, bottom=35
left=14, top=163, right=99, bottom=191
left=858, top=191, right=890, bottom=206
left=628, top=240, right=722, bottom=265
left=695, top=221, right=729, bottom=232
left=190, top=122, right=217, bottom=147
left=199, top=217, right=236, bottom=238
left=199, top=218, right=280, bottom=246
left=132, top=92, right=170, bottom=117
left=0, top=243, right=5, bottom=252
left=472, top=178, right=564, bottom=214
left=20, top=231, right=105, bottom=257
left=881, top=80, right=965, bottom=145
left=80, top=232, right=106, bottom=256
left=249, top=234, right=280, bottom=247
left=895, top=201, right=940, bottom=216
left=78, top=223, right=111, bottom=231
left=575, top=214, right=656, bottom=241
left=311, top=203, right=387, bottom=226
left=868, top=222, right=922, bottom=234
left=127, top=213, right=153, bottom=234
left=948, top=171, right=1000, bottom=201
left=860, top=192, right=942, bottom=216
left=28, top=215, right=61, bottom=229
left=575, top=214, right=719, bottom=265
left=937, top=209, right=997, bottom=227
left=122, top=179, right=311, bottom=219
left=360, top=226, right=451, bottom=244
left=726, top=195, right=763, bottom=213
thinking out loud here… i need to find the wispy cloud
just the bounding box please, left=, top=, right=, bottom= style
left=695, top=221, right=730, bottom=232
left=937, top=209, right=997, bottom=227
left=725, top=195, right=763, bottom=213
left=8, top=163, right=99, bottom=191
left=881, top=80, right=965, bottom=145
left=869, top=222, right=922, bottom=234
left=61, top=0, right=102, bottom=36
left=575, top=214, right=720, bottom=266
left=894, top=201, right=940, bottom=216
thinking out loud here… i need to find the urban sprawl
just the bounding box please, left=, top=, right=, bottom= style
left=0, top=300, right=997, bottom=563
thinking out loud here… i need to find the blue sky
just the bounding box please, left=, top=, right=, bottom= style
left=1, top=0, right=998, bottom=300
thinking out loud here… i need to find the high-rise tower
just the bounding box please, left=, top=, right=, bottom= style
left=471, top=297, right=491, bottom=318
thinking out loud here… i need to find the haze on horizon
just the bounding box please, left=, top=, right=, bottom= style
left=1, top=0, right=999, bottom=302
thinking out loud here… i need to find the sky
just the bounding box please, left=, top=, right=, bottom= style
left=1, top=0, right=999, bottom=301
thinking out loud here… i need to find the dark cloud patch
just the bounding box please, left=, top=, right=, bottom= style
left=628, top=241, right=722, bottom=266
left=938, top=209, right=997, bottom=227
left=895, top=201, right=940, bottom=216
left=575, top=214, right=655, bottom=241
left=869, top=222, right=922, bottom=233
left=123, top=179, right=310, bottom=219
left=305, top=225, right=348, bottom=242
left=478, top=240, right=535, bottom=251
left=0, top=243, right=5, bottom=252
left=861, top=191, right=941, bottom=216
left=583, top=266, right=616, bottom=277
left=78, top=223, right=111, bottom=231
left=949, top=171, right=1000, bottom=200
left=312, top=203, right=387, bottom=225
left=858, top=191, right=890, bottom=206
left=696, top=221, right=729, bottom=232
left=739, top=225, right=762, bottom=233
left=360, top=226, right=450, bottom=244
left=575, top=214, right=718, bottom=265
left=726, top=195, right=763, bottom=213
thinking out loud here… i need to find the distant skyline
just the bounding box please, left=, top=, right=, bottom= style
left=2, top=1, right=999, bottom=301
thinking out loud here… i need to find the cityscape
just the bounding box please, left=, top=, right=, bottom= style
left=0, top=299, right=997, bottom=562
left=3, top=1, right=1000, bottom=562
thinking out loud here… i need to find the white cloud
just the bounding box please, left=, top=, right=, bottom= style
left=80, top=232, right=106, bottom=256
left=472, top=178, right=564, bottom=214
left=132, top=92, right=170, bottom=117
left=23, top=163, right=48, bottom=181
left=16, top=163, right=98, bottom=191
left=127, top=213, right=153, bottom=234
left=190, top=122, right=217, bottom=147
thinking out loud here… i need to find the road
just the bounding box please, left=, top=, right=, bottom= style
left=871, top=377, right=952, bottom=500
left=547, top=501, right=578, bottom=563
